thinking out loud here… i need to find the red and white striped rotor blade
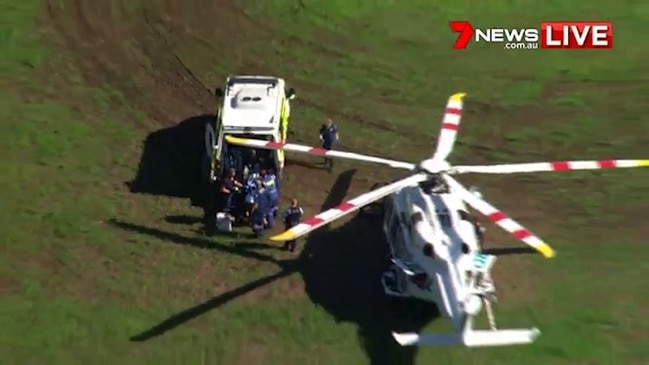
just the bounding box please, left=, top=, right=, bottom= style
left=453, top=159, right=649, bottom=174
left=270, top=173, right=428, bottom=242
left=443, top=175, right=556, bottom=258
left=432, top=92, right=466, bottom=162
left=225, top=135, right=414, bottom=170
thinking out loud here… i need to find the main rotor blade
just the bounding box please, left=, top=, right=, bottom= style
left=431, top=92, right=466, bottom=162
left=270, top=173, right=429, bottom=242
left=225, top=135, right=414, bottom=170
left=453, top=159, right=649, bottom=174
left=443, top=175, right=555, bottom=258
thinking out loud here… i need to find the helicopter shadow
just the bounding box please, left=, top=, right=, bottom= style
left=300, top=169, right=438, bottom=365
left=113, top=169, right=437, bottom=364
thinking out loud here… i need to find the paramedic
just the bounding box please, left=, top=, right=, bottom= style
left=319, top=118, right=339, bottom=170
left=219, top=168, right=243, bottom=212
left=250, top=179, right=271, bottom=236
left=244, top=175, right=259, bottom=217
left=262, top=168, right=279, bottom=217
left=281, top=198, right=304, bottom=252
left=245, top=169, right=259, bottom=191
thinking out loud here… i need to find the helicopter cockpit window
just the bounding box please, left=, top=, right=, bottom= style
left=436, top=208, right=452, bottom=227
left=423, top=244, right=434, bottom=258
left=411, top=211, right=424, bottom=224
left=461, top=242, right=470, bottom=254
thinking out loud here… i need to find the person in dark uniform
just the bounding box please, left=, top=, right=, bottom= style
left=219, top=168, right=243, bottom=212
left=281, top=198, right=304, bottom=252
left=319, top=118, right=339, bottom=171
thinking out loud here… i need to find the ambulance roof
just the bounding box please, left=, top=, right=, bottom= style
left=220, top=76, right=284, bottom=132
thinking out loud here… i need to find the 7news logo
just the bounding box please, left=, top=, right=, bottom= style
left=450, top=21, right=613, bottom=50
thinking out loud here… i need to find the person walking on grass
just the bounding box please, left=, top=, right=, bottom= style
left=319, top=118, right=339, bottom=171
left=281, top=198, right=304, bottom=252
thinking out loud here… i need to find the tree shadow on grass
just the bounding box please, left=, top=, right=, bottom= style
left=113, top=169, right=435, bottom=365
left=126, top=114, right=214, bottom=207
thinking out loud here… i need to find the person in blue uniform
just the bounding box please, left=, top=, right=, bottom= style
left=281, top=198, right=304, bottom=252
left=262, top=168, right=279, bottom=218
left=250, top=179, right=268, bottom=237
left=243, top=175, right=259, bottom=218
left=249, top=178, right=277, bottom=234
left=245, top=170, right=260, bottom=193
left=319, top=118, right=339, bottom=171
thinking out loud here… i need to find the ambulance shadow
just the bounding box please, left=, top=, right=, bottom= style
left=300, top=170, right=437, bottom=365
left=164, top=214, right=202, bottom=225
left=127, top=114, right=214, bottom=207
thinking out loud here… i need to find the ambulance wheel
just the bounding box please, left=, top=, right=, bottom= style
left=359, top=182, right=389, bottom=217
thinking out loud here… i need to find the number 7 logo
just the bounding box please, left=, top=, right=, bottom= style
left=449, top=21, right=475, bottom=49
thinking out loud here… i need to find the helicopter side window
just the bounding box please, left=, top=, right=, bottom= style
left=422, top=244, right=434, bottom=258
left=411, top=211, right=424, bottom=224
left=458, top=210, right=470, bottom=221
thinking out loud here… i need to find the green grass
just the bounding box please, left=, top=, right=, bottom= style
left=2, top=0, right=648, bottom=364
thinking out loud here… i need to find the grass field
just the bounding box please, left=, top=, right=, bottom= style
left=2, top=0, right=648, bottom=364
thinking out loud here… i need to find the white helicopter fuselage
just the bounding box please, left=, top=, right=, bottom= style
left=380, top=181, right=484, bottom=331
left=381, top=180, right=540, bottom=347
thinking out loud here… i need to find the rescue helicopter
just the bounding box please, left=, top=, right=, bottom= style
left=224, top=93, right=648, bottom=347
